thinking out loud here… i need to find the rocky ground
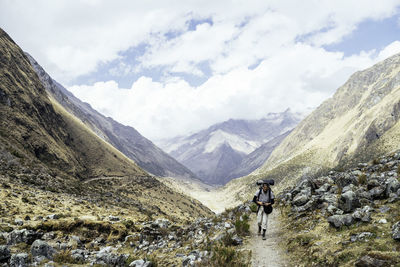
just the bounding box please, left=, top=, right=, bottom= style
left=277, top=150, right=400, bottom=266
left=0, top=175, right=254, bottom=266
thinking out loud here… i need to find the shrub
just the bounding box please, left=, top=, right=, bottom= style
left=234, top=216, right=250, bottom=237
left=358, top=173, right=367, bottom=185
left=208, top=245, right=250, bottom=267
left=53, top=249, right=82, bottom=264
left=250, top=203, right=258, bottom=213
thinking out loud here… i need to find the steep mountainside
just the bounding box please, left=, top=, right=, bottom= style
left=0, top=28, right=211, bottom=222
left=157, top=110, right=302, bottom=184
left=227, top=130, right=291, bottom=180
left=25, top=53, right=197, bottom=180
left=254, top=52, right=400, bottom=186
left=223, top=52, right=400, bottom=203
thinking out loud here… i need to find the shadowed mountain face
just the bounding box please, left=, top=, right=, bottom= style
left=0, top=28, right=212, bottom=221
left=24, top=53, right=198, bottom=180
left=157, top=111, right=302, bottom=185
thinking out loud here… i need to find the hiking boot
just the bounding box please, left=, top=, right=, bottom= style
left=262, top=229, right=266, bottom=240
left=258, top=225, right=261, bottom=235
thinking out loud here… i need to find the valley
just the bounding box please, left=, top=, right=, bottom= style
left=1, top=17, right=400, bottom=266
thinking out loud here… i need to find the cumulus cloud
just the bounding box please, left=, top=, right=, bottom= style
left=68, top=41, right=398, bottom=140
left=2, top=0, right=400, bottom=140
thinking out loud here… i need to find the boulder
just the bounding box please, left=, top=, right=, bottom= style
left=368, top=186, right=385, bottom=199
left=385, top=178, right=400, bottom=197
left=327, top=214, right=354, bottom=228
left=5, top=229, right=41, bottom=245
left=152, top=218, right=170, bottom=229
left=129, top=259, right=153, bottom=267
left=292, top=194, right=309, bottom=206
left=392, top=221, right=400, bottom=241
left=30, top=240, right=55, bottom=260
left=355, top=255, right=387, bottom=267
left=0, top=245, right=10, bottom=262
left=339, top=190, right=360, bottom=213
left=9, top=253, right=29, bottom=267
left=232, top=235, right=243, bottom=246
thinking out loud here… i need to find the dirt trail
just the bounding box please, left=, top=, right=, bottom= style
left=244, top=210, right=289, bottom=267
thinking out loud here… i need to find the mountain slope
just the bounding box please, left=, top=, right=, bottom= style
left=227, top=130, right=292, bottom=180
left=222, top=52, right=400, bottom=202
left=257, top=52, right=400, bottom=182
left=25, top=53, right=197, bottom=180
left=0, top=27, right=212, bottom=222
left=157, top=110, right=302, bottom=184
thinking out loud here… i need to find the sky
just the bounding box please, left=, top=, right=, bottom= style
left=1, top=0, right=400, bottom=141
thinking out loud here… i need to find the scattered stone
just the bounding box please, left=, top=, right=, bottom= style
left=378, top=218, right=387, bottom=224
left=339, top=190, right=360, bottom=213
left=5, top=229, right=41, bottom=245
left=0, top=245, right=11, bottom=262
left=232, top=235, right=243, bottom=246
left=355, top=255, right=387, bottom=267
left=46, top=214, right=60, bottom=220
left=9, top=253, right=29, bottom=267
left=31, top=240, right=55, bottom=260
left=108, top=215, right=120, bottom=221
left=327, top=214, right=354, bottom=228
left=392, top=221, right=400, bottom=241
left=14, top=219, right=23, bottom=226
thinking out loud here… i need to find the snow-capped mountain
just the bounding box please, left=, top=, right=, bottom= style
left=156, top=110, right=304, bottom=184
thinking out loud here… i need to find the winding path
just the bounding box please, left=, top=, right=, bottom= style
left=244, top=210, right=289, bottom=267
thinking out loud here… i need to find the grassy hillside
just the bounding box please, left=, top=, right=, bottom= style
left=0, top=27, right=212, bottom=224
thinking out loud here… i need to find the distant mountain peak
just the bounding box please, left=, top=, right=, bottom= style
left=157, top=111, right=303, bottom=185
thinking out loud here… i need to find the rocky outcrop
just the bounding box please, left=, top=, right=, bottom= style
left=279, top=150, right=400, bottom=237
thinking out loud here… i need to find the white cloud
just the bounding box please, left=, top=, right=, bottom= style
left=68, top=42, right=393, bottom=140
left=2, top=0, right=400, bottom=140
left=377, top=41, right=400, bottom=60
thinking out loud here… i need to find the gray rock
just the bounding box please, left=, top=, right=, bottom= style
left=130, top=259, right=153, bottom=267
left=232, top=235, right=243, bottom=246
left=152, top=218, right=170, bottom=229
left=6, top=229, right=41, bottom=245
left=0, top=245, right=10, bottom=262
left=46, top=214, right=60, bottom=220
left=14, top=219, right=23, bottom=226
left=350, top=232, right=373, bottom=242
left=385, top=177, right=400, bottom=197
left=355, top=255, right=387, bottom=267
left=339, top=190, right=360, bottom=213
left=321, top=193, right=338, bottom=205
left=108, top=215, right=120, bottom=221
left=292, top=194, right=309, bottom=206
left=95, top=247, right=128, bottom=266
left=392, top=221, right=400, bottom=241
left=327, top=214, right=354, bottom=228
left=368, top=186, right=385, bottom=199
left=9, top=253, right=29, bottom=267
left=70, top=249, right=87, bottom=262
left=130, top=259, right=145, bottom=267
left=315, top=183, right=330, bottom=194
left=30, top=240, right=55, bottom=260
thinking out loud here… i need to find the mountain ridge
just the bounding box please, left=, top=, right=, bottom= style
left=25, top=53, right=198, bottom=180
left=157, top=110, right=303, bottom=184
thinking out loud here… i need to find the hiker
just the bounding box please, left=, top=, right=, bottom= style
left=253, top=181, right=275, bottom=240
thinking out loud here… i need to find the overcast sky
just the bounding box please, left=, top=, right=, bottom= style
left=1, top=0, right=400, bottom=140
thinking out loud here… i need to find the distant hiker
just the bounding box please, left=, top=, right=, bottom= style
left=253, top=180, right=275, bottom=240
